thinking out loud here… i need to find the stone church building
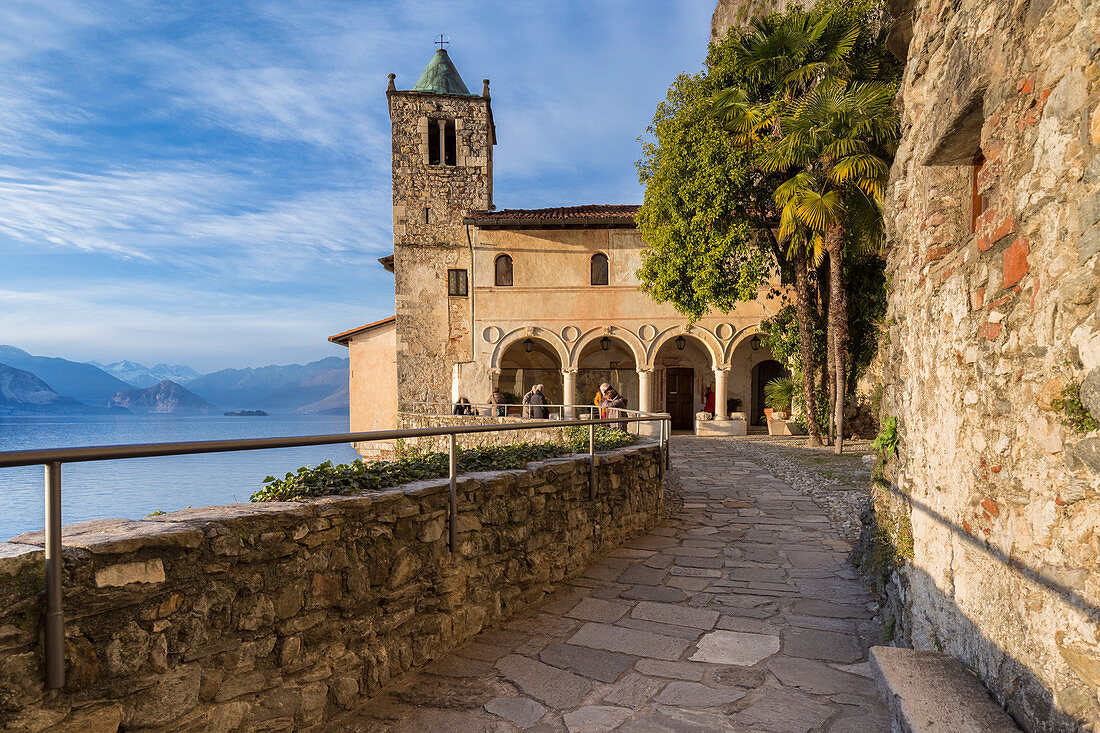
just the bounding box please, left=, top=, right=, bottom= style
left=331, top=47, right=785, bottom=435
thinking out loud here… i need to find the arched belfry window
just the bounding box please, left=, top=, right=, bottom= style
left=495, top=254, right=513, bottom=287
left=591, top=253, right=609, bottom=286
left=428, top=119, right=457, bottom=166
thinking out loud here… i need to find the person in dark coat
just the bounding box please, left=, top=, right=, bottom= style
left=602, top=388, right=628, bottom=432
left=522, top=384, right=549, bottom=419
left=453, top=397, right=473, bottom=415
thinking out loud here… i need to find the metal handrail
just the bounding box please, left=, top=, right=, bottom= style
left=0, top=412, right=672, bottom=691
left=403, top=400, right=648, bottom=416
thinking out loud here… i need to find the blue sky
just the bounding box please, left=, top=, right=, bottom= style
left=1, top=1, right=714, bottom=372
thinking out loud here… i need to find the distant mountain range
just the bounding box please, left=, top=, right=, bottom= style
left=0, top=364, right=124, bottom=415
left=89, top=360, right=201, bottom=388
left=185, top=357, right=349, bottom=413
left=0, top=345, right=349, bottom=416
left=0, top=345, right=133, bottom=405
left=108, top=380, right=218, bottom=415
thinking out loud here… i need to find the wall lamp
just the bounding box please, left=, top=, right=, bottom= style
left=523, top=338, right=534, bottom=353
left=675, top=336, right=686, bottom=351
left=600, top=336, right=612, bottom=351
left=750, top=335, right=761, bottom=351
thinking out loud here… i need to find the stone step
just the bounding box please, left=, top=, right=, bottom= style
left=869, top=646, right=1021, bottom=732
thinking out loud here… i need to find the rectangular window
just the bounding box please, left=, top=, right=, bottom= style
left=447, top=269, right=468, bottom=297
left=428, top=119, right=458, bottom=167
left=444, top=120, right=456, bottom=165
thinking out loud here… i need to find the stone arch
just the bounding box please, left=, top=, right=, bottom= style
left=569, top=327, right=646, bottom=370
left=491, top=327, right=569, bottom=371
left=723, top=325, right=765, bottom=364
left=648, top=327, right=722, bottom=369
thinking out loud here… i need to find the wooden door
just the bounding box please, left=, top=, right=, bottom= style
left=665, top=368, right=695, bottom=431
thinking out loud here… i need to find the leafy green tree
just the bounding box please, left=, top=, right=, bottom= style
left=635, top=40, right=784, bottom=322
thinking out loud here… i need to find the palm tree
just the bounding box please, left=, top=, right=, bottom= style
left=764, top=81, right=896, bottom=452
left=711, top=8, right=897, bottom=452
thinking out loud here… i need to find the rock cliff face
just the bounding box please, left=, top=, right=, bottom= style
left=710, top=0, right=812, bottom=41
left=868, top=0, right=1100, bottom=730
left=108, top=380, right=218, bottom=415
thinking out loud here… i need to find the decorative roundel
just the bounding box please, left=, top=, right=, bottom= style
left=716, top=323, right=734, bottom=340
left=482, top=326, right=503, bottom=343
left=561, top=325, right=581, bottom=342
left=638, top=324, right=657, bottom=342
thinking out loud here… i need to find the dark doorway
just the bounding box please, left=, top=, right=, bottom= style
left=666, top=368, right=695, bottom=431
left=752, top=360, right=789, bottom=426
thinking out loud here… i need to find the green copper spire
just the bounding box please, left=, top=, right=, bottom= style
left=411, top=49, right=475, bottom=96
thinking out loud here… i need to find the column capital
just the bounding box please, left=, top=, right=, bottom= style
left=561, top=367, right=578, bottom=375
left=713, top=365, right=731, bottom=374
left=636, top=366, right=654, bottom=375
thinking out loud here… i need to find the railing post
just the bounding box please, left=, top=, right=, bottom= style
left=665, top=417, right=671, bottom=470
left=448, top=433, right=457, bottom=553
left=44, top=461, right=64, bottom=690
left=658, top=418, right=665, bottom=480
left=588, top=422, right=597, bottom=500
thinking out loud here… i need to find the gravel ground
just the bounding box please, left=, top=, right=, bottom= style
left=714, top=434, right=876, bottom=543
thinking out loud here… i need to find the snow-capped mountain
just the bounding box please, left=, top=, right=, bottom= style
left=89, top=360, right=201, bottom=388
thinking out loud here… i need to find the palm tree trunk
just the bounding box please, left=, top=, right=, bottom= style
left=826, top=227, right=849, bottom=454
left=819, top=259, right=835, bottom=445
left=793, top=250, right=823, bottom=447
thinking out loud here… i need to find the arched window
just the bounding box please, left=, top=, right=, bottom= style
left=591, top=253, right=609, bottom=286
left=495, top=254, right=513, bottom=287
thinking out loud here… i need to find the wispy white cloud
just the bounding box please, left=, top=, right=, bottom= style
left=0, top=164, right=392, bottom=271
left=0, top=0, right=713, bottom=369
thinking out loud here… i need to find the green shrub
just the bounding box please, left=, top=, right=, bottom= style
left=251, top=432, right=635, bottom=503
left=1052, top=382, right=1099, bottom=434
left=565, top=425, right=637, bottom=452
left=872, top=415, right=899, bottom=458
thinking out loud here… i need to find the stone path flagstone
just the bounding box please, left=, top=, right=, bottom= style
left=330, top=436, right=890, bottom=731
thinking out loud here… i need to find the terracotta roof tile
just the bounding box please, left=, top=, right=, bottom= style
left=464, top=205, right=639, bottom=227
left=328, top=316, right=396, bottom=345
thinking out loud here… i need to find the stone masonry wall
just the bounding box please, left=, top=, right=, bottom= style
left=390, top=89, right=492, bottom=407
left=876, top=0, right=1100, bottom=729
left=0, top=446, right=663, bottom=731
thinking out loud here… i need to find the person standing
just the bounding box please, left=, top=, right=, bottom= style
left=522, top=384, right=549, bottom=419
left=704, top=386, right=715, bottom=414
left=603, top=388, right=628, bottom=432
left=488, top=387, right=506, bottom=417
left=594, top=382, right=610, bottom=419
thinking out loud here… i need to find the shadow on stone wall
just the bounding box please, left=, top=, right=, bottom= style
left=854, top=485, right=1099, bottom=731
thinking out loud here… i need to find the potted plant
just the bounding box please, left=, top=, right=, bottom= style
left=764, top=377, right=795, bottom=420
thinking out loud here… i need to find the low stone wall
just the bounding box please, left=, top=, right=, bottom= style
left=0, top=445, right=664, bottom=731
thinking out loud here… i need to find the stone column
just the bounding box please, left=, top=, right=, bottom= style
left=637, top=368, right=654, bottom=413
left=562, top=368, right=577, bottom=419
left=714, top=367, right=730, bottom=420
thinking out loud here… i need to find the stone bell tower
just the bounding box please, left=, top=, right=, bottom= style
left=388, top=45, right=495, bottom=407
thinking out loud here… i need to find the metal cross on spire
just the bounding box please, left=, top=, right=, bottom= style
left=435, top=34, right=450, bottom=50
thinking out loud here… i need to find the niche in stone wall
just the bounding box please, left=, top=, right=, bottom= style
left=922, top=88, right=987, bottom=254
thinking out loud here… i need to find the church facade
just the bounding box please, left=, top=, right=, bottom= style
left=331, top=48, right=785, bottom=436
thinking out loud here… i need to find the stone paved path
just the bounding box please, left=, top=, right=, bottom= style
left=330, top=436, right=890, bottom=732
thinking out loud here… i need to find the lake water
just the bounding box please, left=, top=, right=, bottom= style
left=0, top=414, right=360, bottom=541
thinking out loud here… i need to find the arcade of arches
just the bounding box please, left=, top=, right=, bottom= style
left=481, top=330, right=783, bottom=430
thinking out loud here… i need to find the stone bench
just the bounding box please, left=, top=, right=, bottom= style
left=869, top=646, right=1022, bottom=732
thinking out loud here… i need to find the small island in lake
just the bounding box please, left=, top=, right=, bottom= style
left=224, top=409, right=268, bottom=416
